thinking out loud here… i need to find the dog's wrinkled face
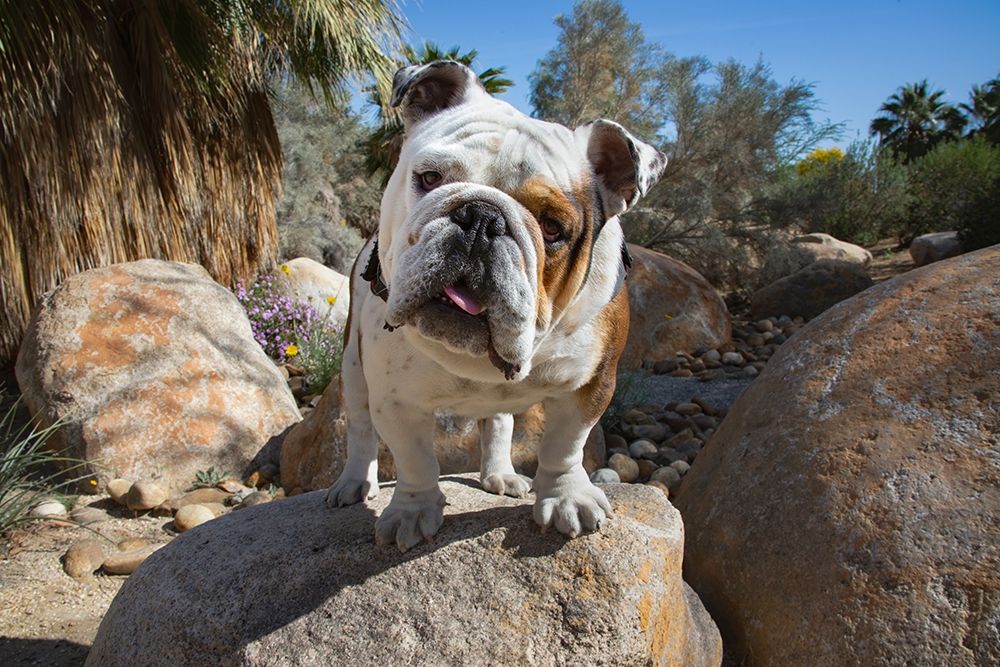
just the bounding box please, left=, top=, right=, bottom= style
left=378, top=61, right=665, bottom=379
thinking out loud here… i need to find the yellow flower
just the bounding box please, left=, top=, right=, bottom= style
left=326, top=296, right=337, bottom=305
left=284, top=343, right=299, bottom=357
left=280, top=264, right=290, bottom=274
left=89, top=479, right=98, bottom=486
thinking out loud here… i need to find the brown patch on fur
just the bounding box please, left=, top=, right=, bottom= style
left=574, top=287, right=630, bottom=424
left=511, top=175, right=597, bottom=326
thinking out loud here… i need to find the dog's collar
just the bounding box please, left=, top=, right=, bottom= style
left=361, top=237, right=631, bottom=309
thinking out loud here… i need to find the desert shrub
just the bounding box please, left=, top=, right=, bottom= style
left=234, top=270, right=345, bottom=393
left=761, top=141, right=910, bottom=247
left=278, top=217, right=365, bottom=273
left=0, top=402, right=84, bottom=536
left=904, top=137, right=1000, bottom=248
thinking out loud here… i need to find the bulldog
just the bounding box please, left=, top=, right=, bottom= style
left=326, top=60, right=666, bottom=551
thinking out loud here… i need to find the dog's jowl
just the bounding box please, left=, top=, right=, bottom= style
left=326, top=60, right=666, bottom=551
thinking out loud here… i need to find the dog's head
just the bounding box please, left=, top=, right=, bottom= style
left=377, top=60, right=665, bottom=380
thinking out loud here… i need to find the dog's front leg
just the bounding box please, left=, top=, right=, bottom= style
left=532, top=394, right=611, bottom=538
left=371, top=404, right=444, bottom=552
left=479, top=413, right=531, bottom=498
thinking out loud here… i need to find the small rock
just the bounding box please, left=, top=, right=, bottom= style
left=689, top=360, right=705, bottom=373
left=698, top=369, right=726, bottom=381
left=103, top=544, right=163, bottom=576
left=590, top=468, right=621, bottom=484
left=771, top=333, right=787, bottom=345
left=284, top=364, right=304, bottom=377
left=288, top=376, right=306, bottom=399
left=607, top=447, right=629, bottom=458
left=646, top=480, right=670, bottom=497
left=621, top=409, right=655, bottom=425
left=245, top=471, right=263, bottom=488
left=677, top=441, right=703, bottom=463
left=162, top=487, right=231, bottom=512
left=690, top=397, right=719, bottom=417
left=691, top=414, right=718, bottom=432
left=628, top=439, right=659, bottom=459
left=636, top=459, right=659, bottom=480
left=627, top=423, right=668, bottom=442
left=662, top=414, right=691, bottom=433
left=650, top=466, right=682, bottom=492
left=755, top=319, right=774, bottom=333
left=235, top=491, right=273, bottom=509
left=605, top=434, right=627, bottom=451
left=30, top=500, right=67, bottom=518
left=277, top=365, right=290, bottom=380
left=258, top=463, right=279, bottom=483
left=670, top=460, right=691, bottom=475
left=656, top=448, right=688, bottom=466
left=674, top=402, right=702, bottom=417
left=665, top=429, right=695, bottom=448
left=607, top=454, right=640, bottom=483
left=63, top=539, right=107, bottom=579
left=218, top=479, right=250, bottom=494
left=747, top=334, right=765, bottom=347
left=700, top=349, right=721, bottom=364
left=107, top=479, right=133, bottom=506
left=201, top=502, right=228, bottom=517
left=743, top=366, right=760, bottom=377
left=125, top=480, right=167, bottom=511
left=722, top=351, right=744, bottom=366
left=671, top=368, right=694, bottom=378
left=652, top=358, right=680, bottom=375
left=174, top=504, right=215, bottom=532
left=70, top=505, right=108, bottom=525
left=117, top=538, right=153, bottom=551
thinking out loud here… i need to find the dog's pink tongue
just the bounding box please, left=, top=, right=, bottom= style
left=444, top=285, right=485, bottom=315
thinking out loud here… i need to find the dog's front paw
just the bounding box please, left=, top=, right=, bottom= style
left=481, top=472, right=532, bottom=498
left=375, top=487, right=446, bottom=552
left=532, top=467, right=612, bottom=538
left=325, top=471, right=379, bottom=508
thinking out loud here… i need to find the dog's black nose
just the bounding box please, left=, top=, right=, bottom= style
left=449, top=201, right=507, bottom=238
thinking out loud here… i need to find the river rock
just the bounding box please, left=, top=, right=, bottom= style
left=676, top=246, right=1000, bottom=666
left=63, top=539, right=107, bottom=579
left=102, top=544, right=164, bottom=576
left=174, top=504, right=215, bottom=532
left=14, top=260, right=301, bottom=492
left=87, top=476, right=721, bottom=666
left=124, top=480, right=167, bottom=512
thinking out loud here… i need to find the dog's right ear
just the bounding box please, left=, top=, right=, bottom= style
left=390, top=60, right=485, bottom=128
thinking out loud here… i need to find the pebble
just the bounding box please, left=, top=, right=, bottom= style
left=174, top=504, right=215, bottom=532
left=656, top=448, right=687, bottom=465
left=107, top=479, right=133, bottom=506
left=607, top=454, right=639, bottom=483
left=258, top=463, right=279, bottom=483
left=125, top=480, right=167, bottom=511
left=590, top=468, right=621, bottom=484
left=747, top=334, right=765, bottom=347
left=674, top=402, right=702, bottom=416
left=742, top=366, right=759, bottom=377
left=70, top=505, right=108, bottom=525
left=621, top=409, right=655, bottom=425
left=722, top=351, right=744, bottom=366
left=163, top=487, right=231, bottom=512
left=628, top=439, right=659, bottom=460
left=670, top=368, right=694, bottom=378
left=754, top=319, right=775, bottom=333
left=605, top=433, right=627, bottom=451
left=700, top=349, right=721, bottom=364
left=665, top=429, right=695, bottom=448
left=670, top=460, right=691, bottom=475
left=218, top=479, right=251, bottom=494
left=691, top=414, right=718, bottom=432
left=628, top=423, right=668, bottom=442
left=30, top=500, right=67, bottom=518
left=650, top=465, right=682, bottom=492
left=636, top=459, right=659, bottom=480
left=63, top=539, right=107, bottom=579
left=102, top=544, right=163, bottom=575
left=117, top=538, right=153, bottom=551
left=652, top=358, right=680, bottom=374
left=236, top=491, right=273, bottom=509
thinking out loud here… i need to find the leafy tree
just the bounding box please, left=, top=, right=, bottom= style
left=0, top=0, right=403, bottom=361
left=870, top=80, right=967, bottom=163
left=364, top=42, right=514, bottom=183
left=905, top=137, right=1000, bottom=248
left=963, top=75, right=1000, bottom=144
left=529, top=0, right=666, bottom=140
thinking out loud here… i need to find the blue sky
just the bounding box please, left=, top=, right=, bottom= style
left=388, top=0, right=1000, bottom=148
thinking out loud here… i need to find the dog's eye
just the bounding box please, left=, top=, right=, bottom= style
left=540, top=217, right=563, bottom=244
left=417, top=171, right=443, bottom=191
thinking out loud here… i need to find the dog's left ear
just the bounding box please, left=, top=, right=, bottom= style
left=390, top=60, right=485, bottom=128
left=576, top=119, right=667, bottom=219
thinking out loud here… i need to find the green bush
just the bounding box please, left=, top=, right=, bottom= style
left=904, top=137, right=1000, bottom=249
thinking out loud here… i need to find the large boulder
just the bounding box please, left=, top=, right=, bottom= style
left=87, top=475, right=722, bottom=667
left=793, top=232, right=873, bottom=265
left=622, top=244, right=731, bottom=369
left=15, top=260, right=301, bottom=491
left=909, top=231, right=962, bottom=267
left=279, top=257, right=350, bottom=330
left=750, top=258, right=873, bottom=320
left=676, top=246, right=1000, bottom=666
left=279, top=381, right=605, bottom=493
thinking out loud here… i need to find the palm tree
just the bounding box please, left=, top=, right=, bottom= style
left=870, top=80, right=967, bottom=163
left=962, top=76, right=1000, bottom=144
left=0, top=0, right=403, bottom=361
left=363, top=42, right=514, bottom=184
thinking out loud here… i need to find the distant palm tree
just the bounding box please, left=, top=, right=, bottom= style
left=962, top=76, right=1000, bottom=144
left=870, top=80, right=967, bottom=163
left=0, top=0, right=403, bottom=361
left=364, top=43, right=514, bottom=184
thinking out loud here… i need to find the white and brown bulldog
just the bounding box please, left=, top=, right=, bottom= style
left=326, top=60, right=666, bottom=551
